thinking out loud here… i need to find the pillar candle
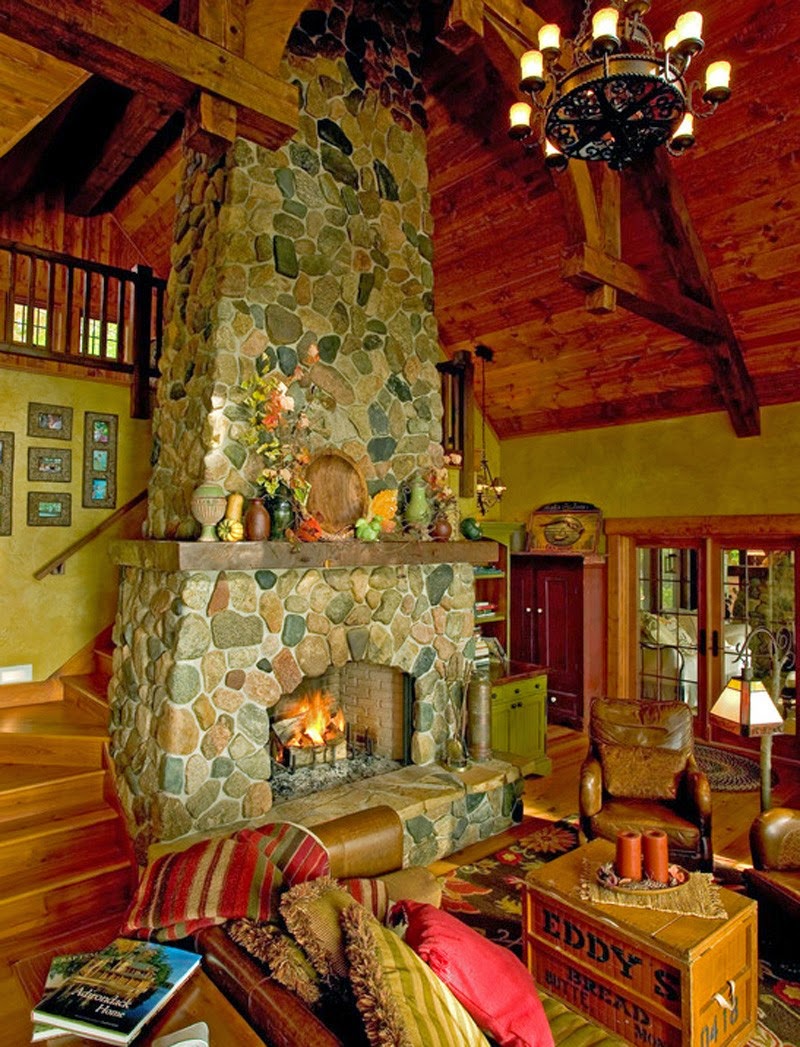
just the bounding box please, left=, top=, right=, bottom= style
left=615, top=831, right=642, bottom=881
left=643, top=829, right=670, bottom=884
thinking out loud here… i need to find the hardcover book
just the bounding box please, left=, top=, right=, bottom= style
left=31, top=938, right=201, bottom=1045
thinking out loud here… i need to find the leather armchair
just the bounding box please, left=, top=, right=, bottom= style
left=579, top=698, right=713, bottom=871
left=744, top=807, right=800, bottom=972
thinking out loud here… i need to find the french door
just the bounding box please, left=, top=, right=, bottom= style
left=607, top=518, right=799, bottom=760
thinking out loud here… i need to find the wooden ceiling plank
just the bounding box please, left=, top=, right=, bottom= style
left=0, top=0, right=299, bottom=150
left=67, top=94, right=176, bottom=216
left=634, top=150, right=760, bottom=438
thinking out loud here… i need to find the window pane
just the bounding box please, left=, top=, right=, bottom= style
left=638, top=546, right=699, bottom=709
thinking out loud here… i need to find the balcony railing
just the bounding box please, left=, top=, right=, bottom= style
left=0, top=238, right=165, bottom=418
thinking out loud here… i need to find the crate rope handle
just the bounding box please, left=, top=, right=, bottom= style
left=713, top=979, right=736, bottom=1010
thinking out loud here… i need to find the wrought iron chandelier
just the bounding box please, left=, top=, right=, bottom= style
left=474, top=344, right=506, bottom=516
left=508, top=0, right=732, bottom=171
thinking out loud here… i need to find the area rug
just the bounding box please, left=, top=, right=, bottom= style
left=440, top=816, right=800, bottom=1047
left=695, top=742, right=779, bottom=791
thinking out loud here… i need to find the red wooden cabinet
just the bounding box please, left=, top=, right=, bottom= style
left=510, top=553, right=607, bottom=729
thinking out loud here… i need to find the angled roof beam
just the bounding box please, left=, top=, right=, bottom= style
left=67, top=94, right=176, bottom=216
left=0, top=0, right=299, bottom=150
left=634, top=150, right=760, bottom=437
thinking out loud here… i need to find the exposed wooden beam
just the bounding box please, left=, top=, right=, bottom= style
left=0, top=0, right=299, bottom=150
left=562, top=243, right=728, bottom=343
left=67, top=94, right=176, bottom=216
left=180, top=0, right=244, bottom=153
left=634, top=151, right=761, bottom=438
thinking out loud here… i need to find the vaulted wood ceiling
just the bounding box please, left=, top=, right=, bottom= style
left=0, top=0, right=798, bottom=441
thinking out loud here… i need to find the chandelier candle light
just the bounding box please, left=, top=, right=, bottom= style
left=508, top=0, right=732, bottom=170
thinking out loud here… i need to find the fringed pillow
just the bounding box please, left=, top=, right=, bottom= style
left=340, top=902, right=490, bottom=1047
left=280, top=877, right=358, bottom=984
left=226, top=918, right=322, bottom=1006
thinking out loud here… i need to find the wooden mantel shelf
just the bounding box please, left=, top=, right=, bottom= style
left=109, top=538, right=500, bottom=572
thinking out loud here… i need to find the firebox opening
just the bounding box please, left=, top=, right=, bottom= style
left=269, top=663, right=412, bottom=803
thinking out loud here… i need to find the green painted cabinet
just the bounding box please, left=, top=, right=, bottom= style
left=489, top=665, right=552, bottom=775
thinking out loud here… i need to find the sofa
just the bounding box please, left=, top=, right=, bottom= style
left=185, top=805, right=626, bottom=1046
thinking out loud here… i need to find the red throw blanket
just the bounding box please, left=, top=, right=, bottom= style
left=121, top=822, right=330, bottom=942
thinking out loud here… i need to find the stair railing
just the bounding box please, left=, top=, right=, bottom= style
left=34, top=489, right=148, bottom=580
left=0, top=239, right=165, bottom=418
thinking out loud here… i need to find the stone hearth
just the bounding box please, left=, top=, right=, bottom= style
left=109, top=539, right=522, bottom=861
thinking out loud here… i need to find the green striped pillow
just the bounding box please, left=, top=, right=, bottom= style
left=341, top=903, right=490, bottom=1047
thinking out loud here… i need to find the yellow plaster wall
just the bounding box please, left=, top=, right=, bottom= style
left=498, top=403, right=800, bottom=524
left=0, top=371, right=151, bottom=679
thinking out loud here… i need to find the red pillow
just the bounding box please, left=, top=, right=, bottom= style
left=392, top=899, right=554, bottom=1047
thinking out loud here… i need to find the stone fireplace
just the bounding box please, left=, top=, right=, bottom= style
left=107, top=0, right=522, bottom=863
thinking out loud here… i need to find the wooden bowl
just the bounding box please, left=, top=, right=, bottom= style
left=305, top=450, right=369, bottom=536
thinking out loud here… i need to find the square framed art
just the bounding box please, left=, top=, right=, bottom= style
left=28, top=446, right=71, bottom=483
left=27, top=402, right=73, bottom=441
left=82, top=411, right=117, bottom=508
left=28, top=491, right=71, bottom=527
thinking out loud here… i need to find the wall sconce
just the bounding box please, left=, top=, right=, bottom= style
left=474, top=344, right=506, bottom=516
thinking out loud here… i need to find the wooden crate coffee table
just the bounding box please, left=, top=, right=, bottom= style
left=523, top=839, right=757, bottom=1047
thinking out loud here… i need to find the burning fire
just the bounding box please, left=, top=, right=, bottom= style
left=285, top=690, right=345, bottom=748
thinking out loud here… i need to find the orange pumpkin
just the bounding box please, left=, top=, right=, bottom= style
left=295, top=516, right=324, bottom=542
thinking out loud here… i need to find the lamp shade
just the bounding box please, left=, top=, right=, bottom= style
left=710, top=676, right=784, bottom=737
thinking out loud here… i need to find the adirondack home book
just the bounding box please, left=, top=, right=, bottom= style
left=31, top=938, right=201, bottom=1045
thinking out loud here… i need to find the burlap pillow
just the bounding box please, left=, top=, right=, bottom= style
left=280, top=877, right=358, bottom=983
left=599, top=742, right=688, bottom=799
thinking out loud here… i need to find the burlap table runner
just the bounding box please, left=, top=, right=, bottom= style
left=578, top=858, right=727, bottom=919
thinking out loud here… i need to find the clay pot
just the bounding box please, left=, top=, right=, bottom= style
left=430, top=516, right=453, bottom=542
left=244, top=499, right=271, bottom=541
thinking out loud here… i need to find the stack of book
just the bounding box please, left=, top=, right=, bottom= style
left=474, top=600, right=498, bottom=620
left=473, top=631, right=491, bottom=672
left=31, top=938, right=201, bottom=1044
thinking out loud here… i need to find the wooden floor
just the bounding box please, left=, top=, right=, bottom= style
left=2, top=725, right=799, bottom=1044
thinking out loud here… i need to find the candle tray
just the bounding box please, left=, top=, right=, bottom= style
left=596, top=861, right=690, bottom=894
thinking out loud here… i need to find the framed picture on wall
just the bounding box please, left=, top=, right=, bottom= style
left=82, top=412, right=117, bottom=509
left=28, top=446, right=71, bottom=483
left=0, top=431, right=13, bottom=536
left=28, top=491, right=71, bottom=527
left=27, top=402, right=73, bottom=441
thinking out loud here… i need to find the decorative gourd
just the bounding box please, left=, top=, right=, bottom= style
left=217, top=518, right=244, bottom=542
left=225, top=492, right=245, bottom=523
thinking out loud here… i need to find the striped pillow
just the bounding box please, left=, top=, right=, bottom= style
left=122, top=821, right=329, bottom=941
left=341, top=902, right=490, bottom=1047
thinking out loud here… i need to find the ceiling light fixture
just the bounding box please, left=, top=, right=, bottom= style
left=474, top=344, right=506, bottom=516
left=508, top=0, right=731, bottom=171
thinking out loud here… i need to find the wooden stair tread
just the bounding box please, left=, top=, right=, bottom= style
left=0, top=701, right=109, bottom=737
left=0, top=803, right=119, bottom=844
left=0, top=763, right=106, bottom=789
left=0, top=853, right=132, bottom=901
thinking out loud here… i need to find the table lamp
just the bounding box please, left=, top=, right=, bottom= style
left=709, top=626, right=787, bottom=811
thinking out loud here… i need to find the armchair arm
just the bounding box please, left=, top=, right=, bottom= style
left=681, top=755, right=712, bottom=865
left=579, top=755, right=603, bottom=838
left=750, top=807, right=800, bottom=870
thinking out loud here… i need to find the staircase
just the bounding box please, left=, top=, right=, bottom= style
left=0, top=634, right=138, bottom=961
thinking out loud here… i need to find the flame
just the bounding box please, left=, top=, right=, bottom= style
left=283, top=689, right=345, bottom=748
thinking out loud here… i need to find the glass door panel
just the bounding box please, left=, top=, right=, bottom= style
left=720, top=547, right=796, bottom=738
left=638, top=546, right=701, bottom=712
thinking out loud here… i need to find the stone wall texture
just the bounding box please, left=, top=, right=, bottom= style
left=111, top=561, right=476, bottom=856
left=148, top=0, right=441, bottom=539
